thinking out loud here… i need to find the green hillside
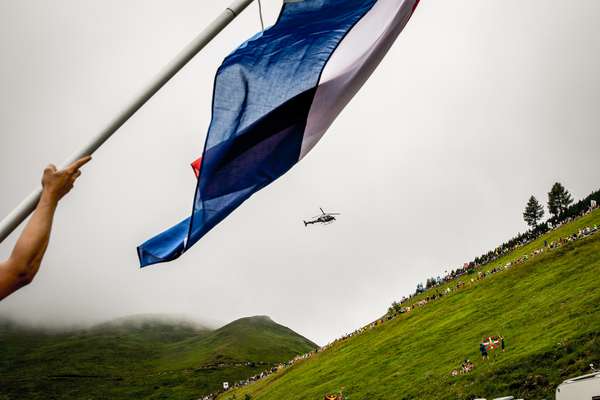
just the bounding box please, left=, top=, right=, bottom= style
left=220, top=210, right=600, bottom=400
left=163, top=316, right=318, bottom=369
left=0, top=315, right=316, bottom=400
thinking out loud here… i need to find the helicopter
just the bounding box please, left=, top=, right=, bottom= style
left=304, top=208, right=341, bottom=227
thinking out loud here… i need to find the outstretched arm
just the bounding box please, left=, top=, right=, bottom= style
left=0, top=156, right=91, bottom=300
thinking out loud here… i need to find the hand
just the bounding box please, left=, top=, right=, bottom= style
left=41, top=156, right=92, bottom=204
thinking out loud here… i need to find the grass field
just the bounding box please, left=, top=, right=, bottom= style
left=0, top=315, right=316, bottom=400
left=219, top=210, right=600, bottom=400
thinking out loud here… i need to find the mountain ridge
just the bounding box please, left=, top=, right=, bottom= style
left=0, top=314, right=317, bottom=399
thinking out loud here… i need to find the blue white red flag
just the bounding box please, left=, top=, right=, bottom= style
left=138, top=0, right=420, bottom=267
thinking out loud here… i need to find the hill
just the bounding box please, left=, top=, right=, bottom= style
left=219, top=209, right=600, bottom=400
left=0, top=315, right=316, bottom=400
left=162, top=316, right=318, bottom=369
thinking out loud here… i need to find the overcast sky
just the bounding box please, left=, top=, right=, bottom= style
left=0, top=0, right=599, bottom=346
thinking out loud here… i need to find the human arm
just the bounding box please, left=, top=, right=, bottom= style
left=0, top=156, right=91, bottom=300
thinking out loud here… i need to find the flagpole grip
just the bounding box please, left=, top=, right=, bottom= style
left=0, top=0, right=256, bottom=245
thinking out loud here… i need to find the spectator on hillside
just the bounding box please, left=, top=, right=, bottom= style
left=462, top=359, right=474, bottom=373
left=501, top=336, right=506, bottom=352
left=480, top=342, right=488, bottom=360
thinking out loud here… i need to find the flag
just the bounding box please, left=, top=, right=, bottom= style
left=138, top=0, right=420, bottom=267
left=482, top=336, right=501, bottom=351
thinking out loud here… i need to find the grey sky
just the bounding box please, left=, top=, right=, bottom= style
left=0, top=0, right=599, bottom=346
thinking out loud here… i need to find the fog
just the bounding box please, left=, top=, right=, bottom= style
left=1, top=0, right=599, bottom=345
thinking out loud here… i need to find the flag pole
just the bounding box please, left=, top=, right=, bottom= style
left=0, top=0, right=257, bottom=245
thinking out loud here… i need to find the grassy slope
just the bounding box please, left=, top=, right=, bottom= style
left=162, top=316, right=318, bottom=369
left=403, top=209, right=600, bottom=308
left=221, top=210, right=600, bottom=400
left=0, top=316, right=316, bottom=400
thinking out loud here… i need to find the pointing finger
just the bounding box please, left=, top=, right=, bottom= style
left=67, top=155, right=92, bottom=172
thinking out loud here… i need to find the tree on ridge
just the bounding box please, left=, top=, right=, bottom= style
left=547, top=182, right=573, bottom=219
left=523, top=195, right=545, bottom=228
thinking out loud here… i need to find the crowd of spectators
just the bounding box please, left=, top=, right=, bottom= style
left=199, top=352, right=319, bottom=399
left=388, top=221, right=598, bottom=318
left=205, top=320, right=394, bottom=398
left=451, top=359, right=475, bottom=376
left=203, top=200, right=599, bottom=400
left=403, top=198, right=599, bottom=308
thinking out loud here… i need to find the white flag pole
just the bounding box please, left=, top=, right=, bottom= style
left=0, top=0, right=257, bottom=244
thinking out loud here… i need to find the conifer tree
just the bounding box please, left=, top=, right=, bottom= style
left=416, top=282, right=424, bottom=294
left=523, top=195, right=545, bottom=228
left=547, top=182, right=573, bottom=218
